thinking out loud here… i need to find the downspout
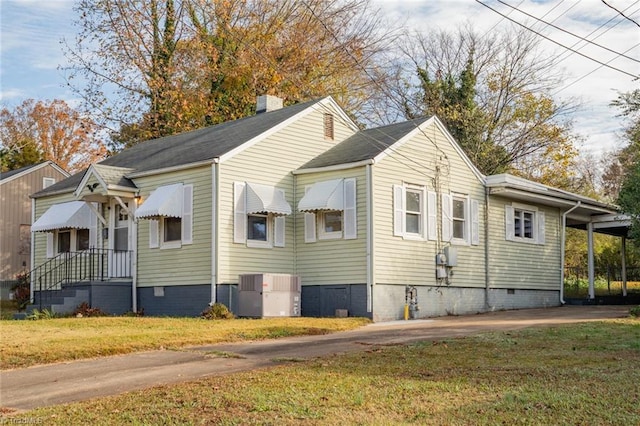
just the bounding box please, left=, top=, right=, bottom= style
left=30, top=197, right=36, bottom=303
left=366, top=164, right=374, bottom=313
left=484, top=187, right=490, bottom=311
left=560, top=201, right=581, bottom=304
left=131, top=200, right=138, bottom=313
left=211, top=161, right=219, bottom=305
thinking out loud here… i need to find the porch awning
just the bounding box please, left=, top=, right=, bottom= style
left=32, top=201, right=92, bottom=232
left=135, top=183, right=183, bottom=219
left=246, top=182, right=291, bottom=216
left=298, top=178, right=344, bottom=212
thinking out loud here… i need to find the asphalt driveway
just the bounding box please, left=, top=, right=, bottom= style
left=0, top=305, right=630, bottom=411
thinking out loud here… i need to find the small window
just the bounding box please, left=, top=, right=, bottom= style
left=58, top=230, right=71, bottom=253
left=452, top=196, right=467, bottom=240
left=43, top=177, right=55, bottom=188
left=323, top=113, right=334, bottom=140
left=163, top=217, right=182, bottom=242
left=405, top=189, right=422, bottom=235
left=319, top=211, right=343, bottom=239
left=77, top=229, right=90, bottom=251
left=247, top=215, right=268, bottom=241
left=514, top=209, right=535, bottom=240
left=506, top=204, right=545, bottom=244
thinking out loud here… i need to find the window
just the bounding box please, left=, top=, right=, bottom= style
left=43, top=177, right=55, bottom=188
left=76, top=229, right=90, bottom=251
left=323, top=113, right=334, bottom=140
left=55, top=229, right=90, bottom=254
left=163, top=217, right=182, bottom=242
left=58, top=230, right=71, bottom=253
left=319, top=211, right=343, bottom=239
left=233, top=182, right=289, bottom=248
left=247, top=214, right=268, bottom=242
left=452, top=196, right=467, bottom=240
left=505, top=204, right=545, bottom=244
left=393, top=184, right=435, bottom=240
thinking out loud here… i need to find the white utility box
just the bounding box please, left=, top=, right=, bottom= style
left=237, top=273, right=301, bottom=318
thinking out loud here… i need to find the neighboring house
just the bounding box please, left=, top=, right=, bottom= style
left=29, top=96, right=628, bottom=320
left=0, top=161, right=69, bottom=295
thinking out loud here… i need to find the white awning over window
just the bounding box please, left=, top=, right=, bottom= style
left=135, top=183, right=183, bottom=219
left=298, top=178, right=344, bottom=212
left=246, top=182, right=291, bottom=216
left=32, top=201, right=93, bottom=232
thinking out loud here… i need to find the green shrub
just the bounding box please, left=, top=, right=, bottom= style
left=630, top=305, right=640, bottom=318
left=10, top=273, right=31, bottom=311
left=201, top=303, right=234, bottom=320
left=26, top=308, right=56, bottom=320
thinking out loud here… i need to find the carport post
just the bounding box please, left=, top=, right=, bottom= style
left=622, top=236, right=627, bottom=297
left=587, top=222, right=595, bottom=300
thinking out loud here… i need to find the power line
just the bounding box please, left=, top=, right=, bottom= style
left=475, top=0, right=639, bottom=79
left=602, top=0, right=640, bottom=28
left=496, top=0, right=638, bottom=63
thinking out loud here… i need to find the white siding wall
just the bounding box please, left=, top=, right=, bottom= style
left=487, top=195, right=562, bottom=290
left=372, top=121, right=486, bottom=289
left=294, top=168, right=368, bottom=285
left=217, top=106, right=357, bottom=284
left=135, top=167, right=212, bottom=287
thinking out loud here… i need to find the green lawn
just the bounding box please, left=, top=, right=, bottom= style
left=3, top=318, right=639, bottom=425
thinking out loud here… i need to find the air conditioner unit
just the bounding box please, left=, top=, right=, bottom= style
left=237, top=273, right=301, bottom=318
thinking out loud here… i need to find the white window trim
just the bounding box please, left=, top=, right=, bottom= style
left=146, top=184, right=193, bottom=250
left=318, top=210, right=343, bottom=240
left=451, top=194, right=470, bottom=246
left=43, top=177, right=55, bottom=188
left=393, top=184, right=429, bottom=240
left=246, top=213, right=273, bottom=249
left=505, top=203, right=545, bottom=245
left=159, top=217, right=182, bottom=250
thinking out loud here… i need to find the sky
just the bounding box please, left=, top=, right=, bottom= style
left=0, top=0, right=638, bottom=158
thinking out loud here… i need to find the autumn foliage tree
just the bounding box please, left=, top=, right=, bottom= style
left=0, top=99, right=107, bottom=173
left=63, top=0, right=391, bottom=148
left=392, top=25, right=579, bottom=180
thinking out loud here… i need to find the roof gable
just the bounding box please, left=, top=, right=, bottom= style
left=0, top=161, right=68, bottom=185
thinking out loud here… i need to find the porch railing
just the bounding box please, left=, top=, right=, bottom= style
left=564, top=265, right=640, bottom=298
left=28, top=248, right=133, bottom=311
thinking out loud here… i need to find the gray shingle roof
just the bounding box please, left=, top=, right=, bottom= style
left=299, top=117, right=430, bottom=170
left=1, top=162, right=42, bottom=181
left=92, top=164, right=136, bottom=188
left=33, top=99, right=319, bottom=197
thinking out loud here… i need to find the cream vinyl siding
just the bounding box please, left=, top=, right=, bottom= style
left=294, top=168, right=367, bottom=285
left=217, top=106, right=357, bottom=284
left=135, top=167, right=212, bottom=287
left=487, top=196, right=561, bottom=290
left=373, top=121, right=486, bottom=288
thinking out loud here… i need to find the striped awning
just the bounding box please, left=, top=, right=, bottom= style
left=135, top=183, right=183, bottom=219
left=32, top=201, right=92, bottom=232
left=246, top=182, right=291, bottom=216
left=298, top=179, right=344, bottom=212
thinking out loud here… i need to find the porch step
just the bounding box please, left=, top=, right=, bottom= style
left=24, top=288, right=90, bottom=317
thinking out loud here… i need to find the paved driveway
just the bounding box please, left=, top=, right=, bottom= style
left=0, top=305, right=630, bottom=411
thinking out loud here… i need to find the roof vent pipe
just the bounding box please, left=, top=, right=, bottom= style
left=256, top=95, right=283, bottom=114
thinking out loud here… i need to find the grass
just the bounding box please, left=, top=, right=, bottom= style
left=6, top=318, right=639, bottom=425
left=0, top=316, right=370, bottom=370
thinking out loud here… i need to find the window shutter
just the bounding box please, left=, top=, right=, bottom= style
left=274, top=216, right=285, bottom=247
left=149, top=220, right=159, bottom=248
left=234, top=182, right=247, bottom=244
left=46, top=233, right=54, bottom=258
left=505, top=206, right=515, bottom=241
left=471, top=199, right=479, bottom=246
left=182, top=184, right=193, bottom=244
left=88, top=203, right=98, bottom=248
left=427, top=191, right=437, bottom=240
left=441, top=193, right=452, bottom=242
left=537, top=211, right=546, bottom=245
left=343, top=178, right=357, bottom=239
left=303, top=185, right=316, bottom=243
left=393, top=185, right=404, bottom=237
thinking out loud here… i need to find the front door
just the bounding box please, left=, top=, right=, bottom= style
left=109, top=199, right=132, bottom=278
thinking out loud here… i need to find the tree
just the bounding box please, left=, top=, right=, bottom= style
left=389, top=25, right=579, bottom=178
left=0, top=99, right=107, bottom=173
left=63, top=0, right=392, bottom=148
left=611, top=89, right=640, bottom=242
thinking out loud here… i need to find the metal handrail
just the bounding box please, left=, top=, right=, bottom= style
left=27, top=248, right=133, bottom=310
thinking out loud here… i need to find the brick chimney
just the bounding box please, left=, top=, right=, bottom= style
left=256, top=95, right=283, bottom=114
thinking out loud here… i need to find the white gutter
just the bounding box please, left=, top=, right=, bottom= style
left=560, top=201, right=581, bottom=304
left=366, top=164, right=374, bottom=313
left=127, top=159, right=217, bottom=178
